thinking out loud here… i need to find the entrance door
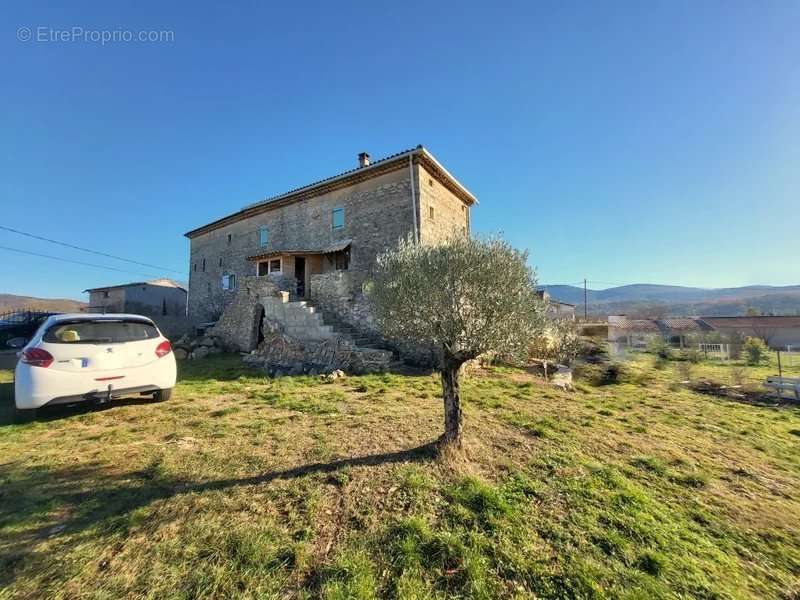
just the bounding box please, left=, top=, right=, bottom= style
left=295, top=257, right=306, bottom=297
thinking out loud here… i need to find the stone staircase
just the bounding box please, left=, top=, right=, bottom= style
left=301, top=300, right=396, bottom=353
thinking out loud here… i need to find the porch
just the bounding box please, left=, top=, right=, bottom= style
left=246, top=239, right=352, bottom=298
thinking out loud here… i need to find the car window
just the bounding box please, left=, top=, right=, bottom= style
left=43, top=320, right=158, bottom=344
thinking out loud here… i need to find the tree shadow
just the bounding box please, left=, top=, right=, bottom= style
left=0, top=387, right=163, bottom=427
left=0, top=441, right=436, bottom=588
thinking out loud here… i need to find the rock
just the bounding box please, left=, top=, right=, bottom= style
left=191, top=346, right=210, bottom=360
left=207, top=346, right=223, bottom=355
left=173, top=347, right=189, bottom=360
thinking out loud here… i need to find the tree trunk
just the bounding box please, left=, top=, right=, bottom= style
left=440, top=352, right=464, bottom=448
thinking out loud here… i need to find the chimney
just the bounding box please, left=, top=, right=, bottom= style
left=358, top=152, right=370, bottom=168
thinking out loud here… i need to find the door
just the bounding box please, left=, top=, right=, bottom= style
left=295, top=257, right=306, bottom=297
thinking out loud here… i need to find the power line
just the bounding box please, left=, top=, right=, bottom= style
left=0, top=224, right=184, bottom=274
left=0, top=244, right=172, bottom=279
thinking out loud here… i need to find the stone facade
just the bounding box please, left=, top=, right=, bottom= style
left=417, top=162, right=472, bottom=244
left=187, top=168, right=418, bottom=323
left=85, top=279, right=189, bottom=337
left=185, top=147, right=477, bottom=368
left=185, top=148, right=477, bottom=325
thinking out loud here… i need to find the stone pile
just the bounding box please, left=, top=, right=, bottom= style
left=242, top=320, right=392, bottom=377
left=172, top=334, right=225, bottom=361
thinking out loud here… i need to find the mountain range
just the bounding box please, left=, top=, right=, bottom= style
left=0, top=294, right=87, bottom=314
left=541, top=284, right=800, bottom=318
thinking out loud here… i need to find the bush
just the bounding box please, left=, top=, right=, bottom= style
left=680, top=348, right=702, bottom=364
left=647, top=337, right=671, bottom=360
left=743, top=337, right=769, bottom=366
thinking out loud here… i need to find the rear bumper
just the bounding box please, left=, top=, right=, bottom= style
left=14, top=358, right=176, bottom=409
left=44, top=385, right=162, bottom=407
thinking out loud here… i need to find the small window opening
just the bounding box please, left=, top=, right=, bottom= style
left=332, top=207, right=345, bottom=229
left=429, top=206, right=435, bottom=220
left=202, top=258, right=206, bottom=272
left=259, top=226, right=269, bottom=247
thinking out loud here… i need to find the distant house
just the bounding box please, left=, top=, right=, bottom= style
left=537, top=290, right=576, bottom=321
left=608, top=315, right=800, bottom=350
left=84, top=279, right=187, bottom=319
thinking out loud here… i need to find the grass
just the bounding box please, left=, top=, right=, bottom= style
left=1, top=353, right=800, bottom=598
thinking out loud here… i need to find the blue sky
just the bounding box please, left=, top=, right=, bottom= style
left=2, top=1, right=798, bottom=300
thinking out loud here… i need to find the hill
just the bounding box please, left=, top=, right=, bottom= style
left=542, top=284, right=800, bottom=317
left=0, top=293, right=87, bottom=314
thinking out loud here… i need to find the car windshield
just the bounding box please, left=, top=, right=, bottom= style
left=43, top=319, right=158, bottom=344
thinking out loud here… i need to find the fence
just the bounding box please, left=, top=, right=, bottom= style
left=698, top=343, right=730, bottom=360
left=782, top=346, right=800, bottom=367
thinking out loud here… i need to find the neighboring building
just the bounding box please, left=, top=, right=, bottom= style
left=84, top=279, right=187, bottom=324
left=184, top=146, right=477, bottom=323
left=608, top=315, right=800, bottom=350
left=537, top=290, right=576, bottom=321
left=701, top=316, right=800, bottom=350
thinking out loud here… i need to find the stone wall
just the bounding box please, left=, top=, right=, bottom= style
left=308, top=271, right=374, bottom=327
left=308, top=271, right=440, bottom=368
left=210, top=276, right=281, bottom=351
left=243, top=319, right=392, bottom=376
left=418, top=162, right=471, bottom=244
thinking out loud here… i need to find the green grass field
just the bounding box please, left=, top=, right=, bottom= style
left=1, top=353, right=799, bottom=599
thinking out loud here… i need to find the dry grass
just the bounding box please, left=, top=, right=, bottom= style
left=1, top=353, right=799, bottom=598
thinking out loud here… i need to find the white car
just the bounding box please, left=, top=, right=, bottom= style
left=14, top=313, right=176, bottom=415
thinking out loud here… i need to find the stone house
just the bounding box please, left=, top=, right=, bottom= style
left=84, top=279, right=188, bottom=336
left=184, top=146, right=477, bottom=361
left=85, top=278, right=187, bottom=317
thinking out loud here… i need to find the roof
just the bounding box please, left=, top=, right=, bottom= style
left=184, top=146, right=478, bottom=239
left=608, top=318, right=661, bottom=332
left=246, top=239, right=353, bottom=261
left=84, top=278, right=187, bottom=293
left=657, top=318, right=711, bottom=332
left=701, top=316, right=800, bottom=328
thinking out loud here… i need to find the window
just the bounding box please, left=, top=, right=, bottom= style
left=102, top=291, right=109, bottom=299
left=332, top=207, right=345, bottom=229
left=193, top=263, right=197, bottom=272
left=428, top=178, right=433, bottom=187
left=222, top=274, right=236, bottom=290
left=219, top=257, right=223, bottom=267
left=43, top=319, right=158, bottom=344
left=461, top=205, right=465, bottom=213
left=162, top=298, right=168, bottom=316
left=202, top=258, right=206, bottom=272
left=259, top=226, right=269, bottom=247
left=334, top=251, right=349, bottom=271
left=258, top=258, right=282, bottom=275
left=227, top=233, right=232, bottom=244
left=429, top=206, right=435, bottom=220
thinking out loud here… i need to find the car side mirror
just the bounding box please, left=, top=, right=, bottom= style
left=6, top=337, right=28, bottom=349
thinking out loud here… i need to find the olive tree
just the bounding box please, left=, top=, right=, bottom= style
left=369, top=236, right=547, bottom=448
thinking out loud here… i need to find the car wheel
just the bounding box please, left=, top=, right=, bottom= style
left=153, top=388, right=173, bottom=402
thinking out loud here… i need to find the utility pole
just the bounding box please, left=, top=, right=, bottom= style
left=583, top=278, right=588, bottom=322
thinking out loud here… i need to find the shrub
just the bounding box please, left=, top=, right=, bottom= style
left=743, top=337, right=769, bottom=366
left=647, top=337, right=671, bottom=360
left=680, top=348, right=702, bottom=363
left=676, top=361, right=693, bottom=382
